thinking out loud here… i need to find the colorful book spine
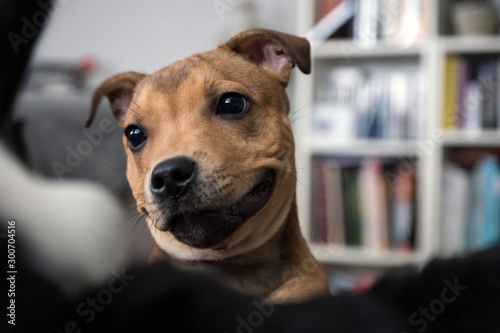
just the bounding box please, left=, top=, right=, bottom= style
left=443, top=56, right=459, bottom=130
left=391, top=168, right=415, bottom=251
left=442, top=156, right=500, bottom=253
left=441, top=163, right=470, bottom=255
left=312, top=156, right=417, bottom=251
left=442, top=55, right=500, bottom=132
left=478, top=157, right=500, bottom=247
left=315, top=68, right=421, bottom=141
left=323, top=161, right=346, bottom=245
left=358, top=157, right=389, bottom=251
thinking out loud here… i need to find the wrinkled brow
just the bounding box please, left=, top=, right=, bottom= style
left=150, top=54, right=205, bottom=93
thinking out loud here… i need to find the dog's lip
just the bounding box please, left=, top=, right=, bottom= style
left=169, top=169, right=275, bottom=222
left=161, top=169, right=276, bottom=248
left=232, top=168, right=276, bottom=214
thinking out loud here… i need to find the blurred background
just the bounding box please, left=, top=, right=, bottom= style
left=6, top=0, right=500, bottom=294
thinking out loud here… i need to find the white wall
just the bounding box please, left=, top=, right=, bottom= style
left=34, top=0, right=298, bottom=83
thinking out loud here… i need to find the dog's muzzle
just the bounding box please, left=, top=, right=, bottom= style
left=148, top=157, right=275, bottom=249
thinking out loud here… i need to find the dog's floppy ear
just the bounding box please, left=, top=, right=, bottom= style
left=86, top=71, right=146, bottom=127
left=225, top=29, right=310, bottom=85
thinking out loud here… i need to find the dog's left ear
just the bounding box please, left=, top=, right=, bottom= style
left=85, top=71, right=146, bottom=127
left=225, top=29, right=310, bottom=85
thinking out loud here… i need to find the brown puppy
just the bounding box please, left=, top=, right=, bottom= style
left=87, top=29, right=329, bottom=302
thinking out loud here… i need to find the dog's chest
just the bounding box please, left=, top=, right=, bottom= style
left=170, top=252, right=287, bottom=299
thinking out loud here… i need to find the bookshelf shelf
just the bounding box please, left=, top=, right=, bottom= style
left=443, top=130, right=500, bottom=147
left=313, top=40, right=422, bottom=59
left=441, top=36, right=500, bottom=54
left=309, top=139, right=419, bottom=156
left=310, top=244, right=422, bottom=267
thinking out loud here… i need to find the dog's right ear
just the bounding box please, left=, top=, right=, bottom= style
left=225, top=29, right=311, bottom=86
left=86, top=71, right=146, bottom=127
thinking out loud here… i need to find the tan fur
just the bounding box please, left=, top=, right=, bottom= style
left=87, top=29, right=329, bottom=302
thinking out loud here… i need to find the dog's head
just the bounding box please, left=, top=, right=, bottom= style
left=87, top=29, right=310, bottom=260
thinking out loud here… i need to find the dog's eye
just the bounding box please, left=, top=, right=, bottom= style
left=125, top=125, right=147, bottom=150
left=216, top=93, right=249, bottom=116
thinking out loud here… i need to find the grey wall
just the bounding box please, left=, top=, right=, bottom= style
left=34, top=0, right=298, bottom=83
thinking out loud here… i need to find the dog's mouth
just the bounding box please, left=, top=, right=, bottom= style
left=157, top=169, right=276, bottom=249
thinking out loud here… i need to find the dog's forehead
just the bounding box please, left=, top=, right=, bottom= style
left=139, top=47, right=262, bottom=97
left=145, top=53, right=206, bottom=93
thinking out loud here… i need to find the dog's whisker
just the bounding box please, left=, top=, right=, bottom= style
left=125, top=215, right=146, bottom=242
left=126, top=203, right=144, bottom=215
left=282, top=167, right=309, bottom=190
left=288, top=101, right=311, bottom=120
left=289, top=111, right=314, bottom=124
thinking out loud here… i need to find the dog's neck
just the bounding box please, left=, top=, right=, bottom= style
left=150, top=198, right=312, bottom=299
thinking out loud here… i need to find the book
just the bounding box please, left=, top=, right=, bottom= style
left=390, top=167, right=415, bottom=251
left=497, top=56, right=500, bottom=131
left=462, top=82, right=483, bottom=133
left=358, top=157, right=389, bottom=250
left=442, top=55, right=500, bottom=132
left=398, top=0, right=426, bottom=44
left=477, top=157, right=500, bottom=247
left=323, top=161, right=346, bottom=245
left=317, top=68, right=421, bottom=140
left=308, top=0, right=355, bottom=48
left=312, top=161, right=328, bottom=243
left=457, top=57, right=472, bottom=129
left=312, top=0, right=427, bottom=43
left=353, top=0, right=379, bottom=44
left=312, top=156, right=419, bottom=252
left=343, top=166, right=362, bottom=246
left=378, top=0, right=402, bottom=41
left=315, top=0, right=344, bottom=22
left=443, top=56, right=459, bottom=129
left=388, top=72, right=409, bottom=139
left=407, top=73, right=423, bottom=139
left=441, top=163, right=470, bottom=255
left=443, top=156, right=500, bottom=253
left=478, top=59, right=498, bottom=129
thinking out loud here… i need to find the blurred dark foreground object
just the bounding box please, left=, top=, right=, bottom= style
left=7, top=242, right=500, bottom=333
left=1, top=1, right=500, bottom=332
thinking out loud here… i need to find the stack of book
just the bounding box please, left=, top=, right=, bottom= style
left=312, top=0, right=429, bottom=44
left=441, top=156, right=500, bottom=254
left=312, top=68, right=422, bottom=140
left=311, top=156, right=417, bottom=252
left=443, top=55, right=500, bottom=131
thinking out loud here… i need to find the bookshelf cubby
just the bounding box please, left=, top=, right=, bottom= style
left=294, top=0, right=500, bottom=286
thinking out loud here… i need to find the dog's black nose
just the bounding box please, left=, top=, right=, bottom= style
left=150, top=157, right=197, bottom=199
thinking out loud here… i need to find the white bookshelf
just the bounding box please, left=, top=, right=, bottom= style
left=443, top=130, right=500, bottom=147
left=314, top=40, right=423, bottom=59
left=310, top=245, right=423, bottom=267
left=441, top=36, right=500, bottom=54
left=309, top=139, right=419, bottom=156
left=294, top=0, right=500, bottom=270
